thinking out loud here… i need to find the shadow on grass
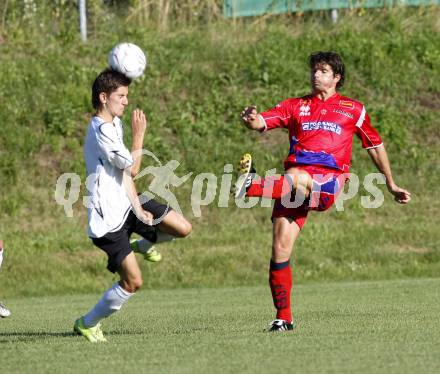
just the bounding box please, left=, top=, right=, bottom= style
left=0, top=330, right=157, bottom=343
left=0, top=331, right=76, bottom=343
left=0, top=325, right=215, bottom=343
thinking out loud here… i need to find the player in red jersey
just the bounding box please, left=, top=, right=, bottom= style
left=235, top=51, right=411, bottom=332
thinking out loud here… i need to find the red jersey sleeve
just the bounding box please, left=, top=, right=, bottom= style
left=355, top=108, right=383, bottom=149
left=259, top=99, right=294, bottom=131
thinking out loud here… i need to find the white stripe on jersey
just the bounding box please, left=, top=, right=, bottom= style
left=365, top=142, right=384, bottom=149
left=84, top=116, right=134, bottom=238
left=355, top=106, right=366, bottom=128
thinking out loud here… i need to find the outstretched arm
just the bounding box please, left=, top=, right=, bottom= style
left=240, top=106, right=265, bottom=131
left=367, top=145, right=411, bottom=204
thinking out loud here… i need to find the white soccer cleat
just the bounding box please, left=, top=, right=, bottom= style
left=0, top=302, right=11, bottom=318
left=266, top=319, right=295, bottom=332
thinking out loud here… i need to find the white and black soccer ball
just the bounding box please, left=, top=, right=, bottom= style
left=108, top=42, right=147, bottom=80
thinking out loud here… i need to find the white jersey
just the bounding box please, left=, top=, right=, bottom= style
left=84, top=116, right=134, bottom=238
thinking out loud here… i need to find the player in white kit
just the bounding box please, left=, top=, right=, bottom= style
left=0, top=240, right=11, bottom=318
left=74, top=69, right=192, bottom=342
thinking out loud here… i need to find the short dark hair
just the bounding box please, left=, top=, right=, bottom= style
left=309, top=51, right=345, bottom=89
left=91, top=68, right=132, bottom=110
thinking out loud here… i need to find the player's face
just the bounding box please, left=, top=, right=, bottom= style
left=311, top=63, right=340, bottom=93
left=106, top=86, right=129, bottom=118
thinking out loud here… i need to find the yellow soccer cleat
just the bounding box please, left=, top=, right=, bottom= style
left=74, top=317, right=107, bottom=343
left=144, top=247, right=162, bottom=262
left=130, top=239, right=162, bottom=262
left=233, top=153, right=256, bottom=198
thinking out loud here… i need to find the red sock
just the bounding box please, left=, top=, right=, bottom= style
left=269, top=261, right=292, bottom=322
left=247, top=175, right=293, bottom=199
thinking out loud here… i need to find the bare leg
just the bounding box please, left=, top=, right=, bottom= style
left=272, top=216, right=301, bottom=262
left=157, top=210, right=192, bottom=238
left=81, top=252, right=140, bottom=330
left=118, top=252, right=143, bottom=293
left=246, top=166, right=313, bottom=200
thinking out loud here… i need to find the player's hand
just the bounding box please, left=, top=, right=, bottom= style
left=137, top=209, right=154, bottom=225
left=388, top=184, right=411, bottom=204
left=240, top=106, right=263, bottom=130
left=0, top=240, right=3, bottom=250
left=241, top=106, right=257, bottom=123
left=132, top=109, right=147, bottom=138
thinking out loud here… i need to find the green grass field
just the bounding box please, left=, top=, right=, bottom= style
left=1, top=278, right=439, bottom=373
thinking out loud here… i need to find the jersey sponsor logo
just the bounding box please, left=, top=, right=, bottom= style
left=333, top=109, right=354, bottom=119
left=339, top=100, right=354, bottom=110
left=302, top=121, right=342, bottom=135
left=299, top=104, right=310, bottom=116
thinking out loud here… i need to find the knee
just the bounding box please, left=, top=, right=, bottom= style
left=272, top=241, right=288, bottom=253
left=176, top=220, right=192, bottom=238
left=272, top=242, right=291, bottom=261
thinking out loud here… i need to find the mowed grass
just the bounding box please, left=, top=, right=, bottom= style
left=1, top=278, right=439, bottom=373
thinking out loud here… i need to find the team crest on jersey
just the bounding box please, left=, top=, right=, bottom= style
left=333, top=109, right=353, bottom=119
left=299, top=104, right=311, bottom=116
left=339, top=100, right=354, bottom=110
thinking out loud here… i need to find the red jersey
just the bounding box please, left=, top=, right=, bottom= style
left=260, top=93, right=382, bottom=173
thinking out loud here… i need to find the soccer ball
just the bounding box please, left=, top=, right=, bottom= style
left=108, top=42, right=147, bottom=80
